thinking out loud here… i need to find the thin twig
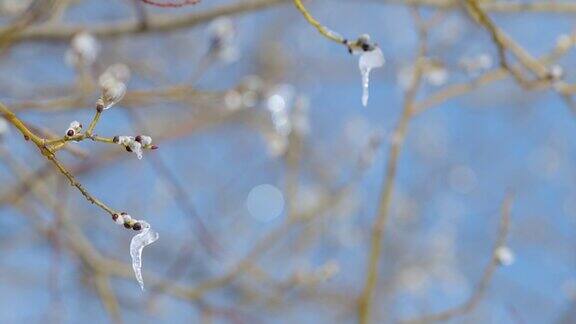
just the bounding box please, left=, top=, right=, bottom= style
left=356, top=8, right=428, bottom=323
left=401, top=194, right=514, bottom=323
left=292, top=0, right=345, bottom=43
left=0, top=102, right=119, bottom=217
left=14, top=0, right=290, bottom=42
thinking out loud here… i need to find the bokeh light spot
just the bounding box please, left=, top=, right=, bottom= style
left=246, top=184, right=285, bottom=222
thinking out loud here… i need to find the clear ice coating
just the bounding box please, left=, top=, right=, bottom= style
left=322, top=28, right=345, bottom=43
left=130, top=221, right=159, bottom=290
left=358, top=47, right=385, bottom=107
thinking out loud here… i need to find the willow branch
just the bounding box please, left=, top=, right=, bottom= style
left=292, top=0, right=345, bottom=44
left=12, top=0, right=289, bottom=43
left=357, top=9, right=428, bottom=324
left=380, top=0, right=576, bottom=13
left=0, top=101, right=118, bottom=217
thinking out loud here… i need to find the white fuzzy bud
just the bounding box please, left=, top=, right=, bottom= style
left=113, top=214, right=124, bottom=225
left=139, top=136, right=152, bottom=146
left=65, top=31, right=100, bottom=67
left=69, top=121, right=82, bottom=130
left=208, top=17, right=239, bottom=63
left=495, top=246, right=515, bottom=266
left=549, top=64, right=564, bottom=80
left=66, top=120, right=83, bottom=137
left=122, top=214, right=133, bottom=224
left=99, top=78, right=126, bottom=110
left=100, top=63, right=131, bottom=84
left=117, top=136, right=132, bottom=146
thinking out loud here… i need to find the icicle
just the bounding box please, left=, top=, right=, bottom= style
left=358, top=47, right=385, bottom=107
left=130, top=221, right=159, bottom=290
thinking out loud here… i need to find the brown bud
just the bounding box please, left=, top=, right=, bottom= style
left=66, top=129, right=75, bottom=137
left=112, top=136, right=119, bottom=143
left=96, top=100, right=105, bottom=112
left=112, top=213, right=119, bottom=221
left=150, top=145, right=159, bottom=150
left=132, top=222, right=142, bottom=231
left=125, top=146, right=132, bottom=152
left=124, top=222, right=132, bottom=229
left=135, top=135, right=142, bottom=143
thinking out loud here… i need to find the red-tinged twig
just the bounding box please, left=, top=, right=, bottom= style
left=140, top=0, right=201, bottom=8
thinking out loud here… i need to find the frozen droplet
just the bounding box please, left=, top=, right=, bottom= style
left=358, top=47, right=385, bottom=107
left=130, top=221, right=159, bottom=290
left=129, top=141, right=143, bottom=159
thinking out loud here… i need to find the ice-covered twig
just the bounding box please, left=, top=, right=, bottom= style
left=293, top=0, right=345, bottom=44
left=129, top=220, right=159, bottom=290
left=113, top=135, right=156, bottom=159
left=293, top=1, right=386, bottom=106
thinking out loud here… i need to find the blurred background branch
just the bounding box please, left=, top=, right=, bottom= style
left=0, top=0, right=573, bottom=323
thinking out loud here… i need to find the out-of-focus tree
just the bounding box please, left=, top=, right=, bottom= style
left=1, top=0, right=576, bottom=323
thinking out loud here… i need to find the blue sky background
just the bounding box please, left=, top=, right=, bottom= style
left=1, top=0, right=576, bottom=323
